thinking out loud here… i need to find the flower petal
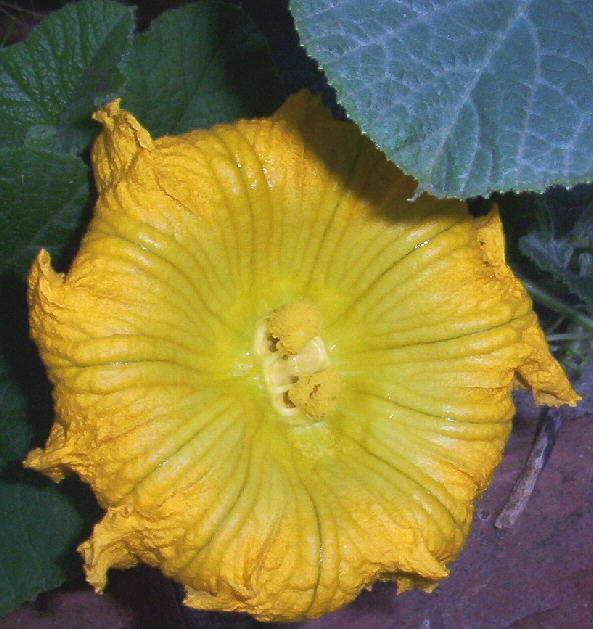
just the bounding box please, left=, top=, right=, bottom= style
left=25, top=91, right=579, bottom=621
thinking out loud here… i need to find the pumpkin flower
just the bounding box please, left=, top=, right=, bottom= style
left=25, top=91, right=579, bottom=622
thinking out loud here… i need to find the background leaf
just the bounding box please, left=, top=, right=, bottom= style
left=0, top=148, right=99, bottom=615
left=0, top=345, right=99, bottom=617
left=520, top=233, right=593, bottom=306
left=518, top=187, right=593, bottom=307
left=0, top=148, right=91, bottom=278
left=237, top=0, right=327, bottom=97
left=119, top=1, right=285, bottom=136
left=0, top=0, right=134, bottom=154
left=290, top=0, right=593, bottom=198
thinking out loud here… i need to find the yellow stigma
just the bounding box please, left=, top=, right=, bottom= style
left=254, top=301, right=339, bottom=422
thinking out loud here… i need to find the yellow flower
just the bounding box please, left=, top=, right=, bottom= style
left=25, top=91, right=579, bottom=622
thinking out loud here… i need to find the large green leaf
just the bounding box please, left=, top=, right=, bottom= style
left=291, top=0, right=593, bottom=198
left=120, top=1, right=285, bottom=136
left=0, top=0, right=134, bottom=154
left=0, top=148, right=98, bottom=615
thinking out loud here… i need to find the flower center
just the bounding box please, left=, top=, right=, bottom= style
left=254, top=301, right=340, bottom=424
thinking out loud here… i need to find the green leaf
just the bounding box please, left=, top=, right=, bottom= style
left=0, top=148, right=91, bottom=279
left=0, top=339, right=99, bottom=617
left=571, top=204, right=593, bottom=249
left=291, top=0, right=593, bottom=198
left=0, top=0, right=134, bottom=154
left=0, top=148, right=98, bottom=615
left=511, top=185, right=593, bottom=307
left=519, top=234, right=593, bottom=303
left=119, top=1, right=284, bottom=137
left=520, top=231, right=593, bottom=308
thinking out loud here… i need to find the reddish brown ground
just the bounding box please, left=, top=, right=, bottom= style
left=2, top=408, right=592, bottom=629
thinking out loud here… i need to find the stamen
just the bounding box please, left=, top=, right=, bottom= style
left=287, top=369, right=340, bottom=418
left=254, top=302, right=340, bottom=421
left=267, top=300, right=320, bottom=355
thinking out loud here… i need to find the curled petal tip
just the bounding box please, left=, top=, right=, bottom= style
left=28, top=249, right=63, bottom=287
left=473, top=209, right=580, bottom=409
left=91, top=98, right=154, bottom=193
left=22, top=448, right=66, bottom=482
left=79, top=508, right=138, bottom=594
left=92, top=97, right=122, bottom=125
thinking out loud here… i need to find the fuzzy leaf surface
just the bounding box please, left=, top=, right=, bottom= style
left=0, top=0, right=134, bottom=154
left=291, top=0, right=593, bottom=198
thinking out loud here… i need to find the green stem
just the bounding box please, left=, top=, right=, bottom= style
left=547, top=315, right=567, bottom=335
left=517, top=275, right=593, bottom=332
left=546, top=333, right=593, bottom=342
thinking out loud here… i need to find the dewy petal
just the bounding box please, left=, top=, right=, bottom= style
left=25, top=91, right=580, bottom=622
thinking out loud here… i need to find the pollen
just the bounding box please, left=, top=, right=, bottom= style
left=267, top=300, right=321, bottom=355
left=287, top=368, right=340, bottom=418
left=254, top=301, right=339, bottom=421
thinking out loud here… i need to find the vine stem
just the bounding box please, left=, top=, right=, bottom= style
left=495, top=275, right=591, bottom=529
left=494, top=408, right=564, bottom=530
left=517, top=275, right=593, bottom=332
